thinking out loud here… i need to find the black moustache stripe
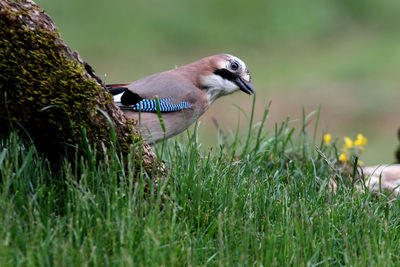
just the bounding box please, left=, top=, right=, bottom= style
left=213, top=69, right=237, bottom=81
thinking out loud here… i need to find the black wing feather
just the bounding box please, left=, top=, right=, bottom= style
left=106, top=85, right=143, bottom=106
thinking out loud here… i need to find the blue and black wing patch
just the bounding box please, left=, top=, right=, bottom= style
left=132, top=98, right=192, bottom=112
left=106, top=85, right=192, bottom=112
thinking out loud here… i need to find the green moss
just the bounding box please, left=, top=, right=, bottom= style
left=0, top=7, right=119, bottom=158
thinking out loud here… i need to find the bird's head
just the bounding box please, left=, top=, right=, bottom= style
left=198, top=54, right=255, bottom=104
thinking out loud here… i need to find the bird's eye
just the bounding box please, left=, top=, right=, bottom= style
left=230, top=61, right=239, bottom=71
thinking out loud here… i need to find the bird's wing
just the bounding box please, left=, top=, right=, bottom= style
left=107, top=71, right=198, bottom=112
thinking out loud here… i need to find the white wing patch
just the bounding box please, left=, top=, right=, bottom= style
left=113, top=92, right=123, bottom=103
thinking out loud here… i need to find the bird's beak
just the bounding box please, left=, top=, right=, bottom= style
left=235, top=76, right=255, bottom=95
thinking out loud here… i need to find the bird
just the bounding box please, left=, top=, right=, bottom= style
left=107, top=54, right=255, bottom=144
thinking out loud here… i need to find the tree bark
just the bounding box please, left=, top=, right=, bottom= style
left=0, top=0, right=167, bottom=178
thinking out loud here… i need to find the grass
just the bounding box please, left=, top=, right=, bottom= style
left=1, top=103, right=400, bottom=266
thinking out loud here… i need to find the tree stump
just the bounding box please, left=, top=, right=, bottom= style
left=0, top=0, right=167, bottom=178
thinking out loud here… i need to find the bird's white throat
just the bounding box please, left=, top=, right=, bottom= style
left=201, top=74, right=238, bottom=105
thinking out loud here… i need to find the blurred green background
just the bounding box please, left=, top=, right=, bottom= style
left=36, top=0, right=400, bottom=164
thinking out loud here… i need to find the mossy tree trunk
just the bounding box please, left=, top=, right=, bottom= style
left=0, top=0, right=167, bottom=177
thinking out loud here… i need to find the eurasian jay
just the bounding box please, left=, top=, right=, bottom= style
left=107, top=54, right=254, bottom=143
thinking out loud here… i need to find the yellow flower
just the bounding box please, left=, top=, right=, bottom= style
left=323, top=133, right=332, bottom=145
left=344, top=137, right=353, bottom=148
left=357, top=160, right=364, bottom=166
left=354, top=133, right=367, bottom=147
left=339, top=153, right=347, bottom=163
